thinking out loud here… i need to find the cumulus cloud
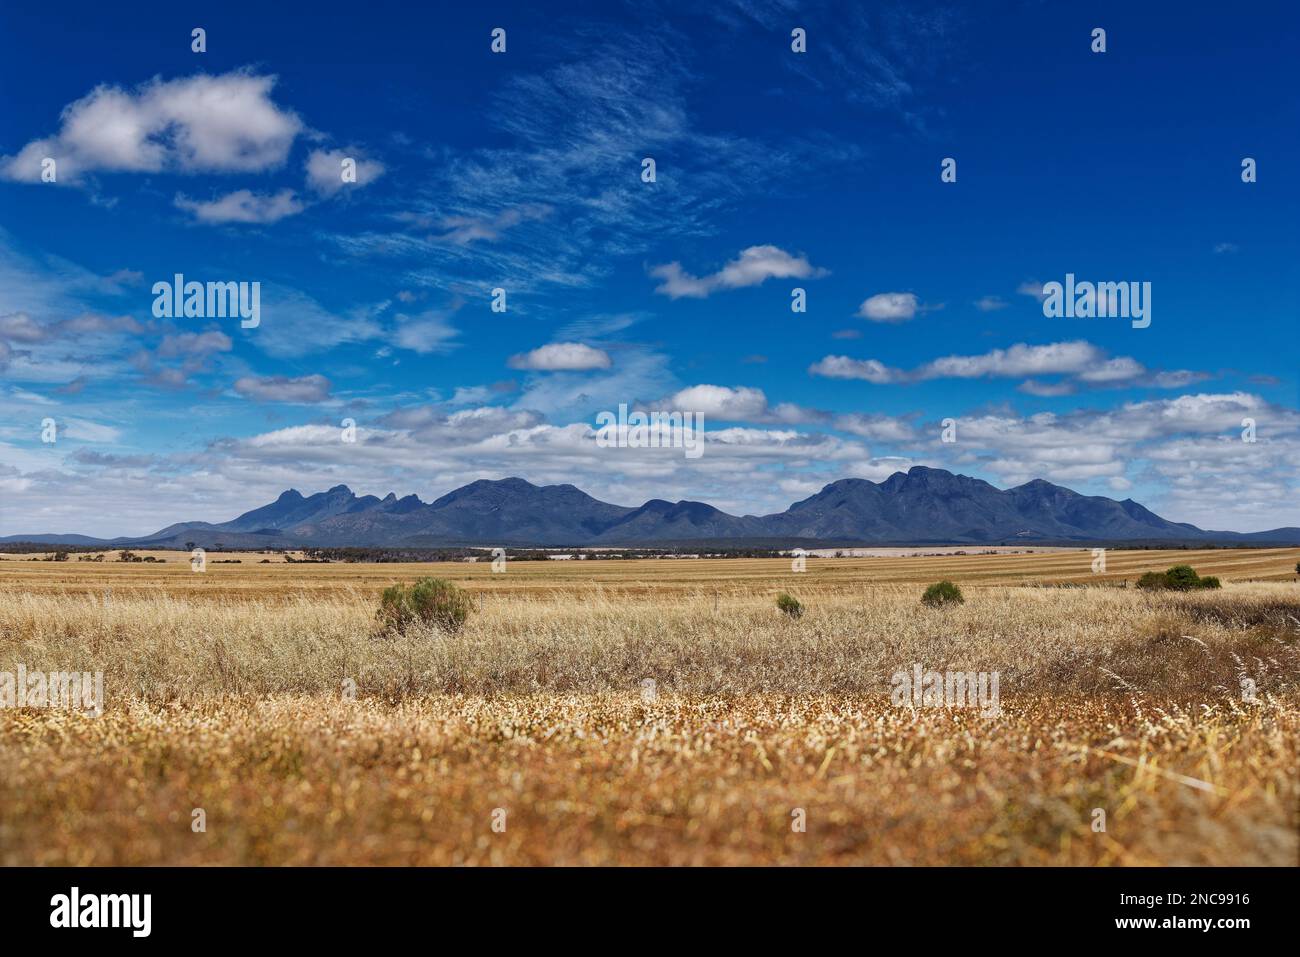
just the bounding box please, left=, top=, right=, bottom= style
left=0, top=310, right=142, bottom=344
left=174, top=188, right=305, bottom=224
left=1, top=71, right=303, bottom=182
left=0, top=312, right=48, bottom=343
left=305, top=148, right=386, bottom=196
left=233, top=374, right=332, bottom=402
left=810, top=341, right=1208, bottom=392
left=833, top=413, right=917, bottom=442
left=157, top=330, right=232, bottom=358
left=922, top=341, right=1100, bottom=379
left=663, top=385, right=827, bottom=425
left=1017, top=379, right=1077, bottom=397
left=857, top=291, right=919, bottom=322
left=508, top=342, right=612, bottom=371
left=973, top=296, right=1008, bottom=312
left=379, top=405, right=545, bottom=438
left=807, top=355, right=901, bottom=384
left=651, top=245, right=826, bottom=299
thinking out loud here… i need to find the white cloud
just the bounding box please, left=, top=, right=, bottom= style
left=252, top=286, right=386, bottom=359
left=60, top=417, right=123, bottom=443
left=508, top=342, right=612, bottom=371
left=391, top=311, right=460, bottom=355
left=1017, top=379, right=1077, bottom=397
left=833, top=413, right=917, bottom=442
left=651, top=245, right=826, bottom=299
left=174, top=188, right=305, bottom=224
left=810, top=341, right=1203, bottom=392
left=857, top=291, right=918, bottom=322
left=233, top=374, right=332, bottom=402
left=1077, top=356, right=1147, bottom=383
left=1, top=71, right=303, bottom=182
left=973, top=296, right=1008, bottom=312
left=1017, top=280, right=1046, bottom=302
left=305, top=148, right=385, bottom=196
left=430, top=204, right=551, bottom=245
left=808, top=355, right=902, bottom=384
left=662, top=385, right=827, bottom=425
left=922, top=341, right=1100, bottom=379
left=157, top=330, right=232, bottom=357
left=666, top=385, right=769, bottom=420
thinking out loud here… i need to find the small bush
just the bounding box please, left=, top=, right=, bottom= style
left=921, top=580, right=964, bottom=607
left=1164, top=565, right=1203, bottom=591
left=775, top=593, right=803, bottom=619
left=1135, top=565, right=1221, bottom=591
left=1135, top=571, right=1167, bottom=591
left=376, top=577, right=473, bottom=637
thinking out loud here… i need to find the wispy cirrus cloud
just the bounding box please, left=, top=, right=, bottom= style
left=328, top=29, right=855, bottom=302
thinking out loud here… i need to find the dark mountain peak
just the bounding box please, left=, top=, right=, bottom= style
left=816, top=476, right=879, bottom=494
left=389, top=493, right=425, bottom=514
left=487, top=477, right=537, bottom=490
left=901, top=466, right=986, bottom=491
left=432, top=477, right=538, bottom=505
left=50, top=471, right=1296, bottom=551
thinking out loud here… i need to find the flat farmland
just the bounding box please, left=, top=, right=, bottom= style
left=2, top=546, right=1297, bottom=601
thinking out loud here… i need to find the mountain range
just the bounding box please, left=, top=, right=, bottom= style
left=6, top=467, right=1298, bottom=548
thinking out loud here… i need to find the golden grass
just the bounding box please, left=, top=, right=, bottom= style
left=0, top=558, right=1296, bottom=865
left=1, top=693, right=1294, bottom=866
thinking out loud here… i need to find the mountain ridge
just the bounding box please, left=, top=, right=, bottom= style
left=6, top=467, right=1298, bottom=548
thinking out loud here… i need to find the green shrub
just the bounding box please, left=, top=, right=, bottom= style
left=1135, top=571, right=1167, bottom=591
left=1164, top=565, right=1203, bottom=591
left=775, top=593, right=803, bottom=619
left=921, top=580, right=964, bottom=607
left=376, top=577, right=472, bottom=636
left=1135, top=565, right=1221, bottom=591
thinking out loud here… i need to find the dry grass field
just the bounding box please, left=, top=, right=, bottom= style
left=1, top=551, right=1297, bottom=865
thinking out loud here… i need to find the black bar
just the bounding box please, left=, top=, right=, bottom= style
left=0, top=866, right=1288, bottom=943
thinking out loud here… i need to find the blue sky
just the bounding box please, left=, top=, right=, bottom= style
left=1, top=0, right=1297, bottom=537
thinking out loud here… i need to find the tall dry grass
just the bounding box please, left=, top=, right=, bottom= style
left=0, top=579, right=1296, bottom=865
left=0, top=583, right=1295, bottom=700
